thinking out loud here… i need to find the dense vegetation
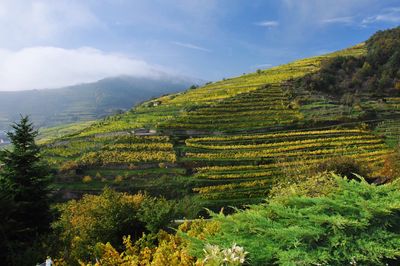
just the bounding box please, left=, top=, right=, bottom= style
left=0, top=117, right=52, bottom=265
left=189, top=176, right=400, bottom=265
left=2, top=27, right=400, bottom=265
left=297, top=27, right=400, bottom=97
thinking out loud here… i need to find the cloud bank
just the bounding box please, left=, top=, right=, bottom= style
left=0, top=47, right=168, bottom=91
left=0, top=0, right=100, bottom=48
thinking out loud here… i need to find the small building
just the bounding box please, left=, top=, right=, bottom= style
left=131, top=128, right=157, bottom=136
left=152, top=100, right=161, bottom=107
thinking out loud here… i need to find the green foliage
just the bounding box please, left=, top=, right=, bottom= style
left=0, top=116, right=52, bottom=265
left=0, top=182, right=18, bottom=264
left=52, top=188, right=179, bottom=264
left=191, top=176, right=400, bottom=265
left=138, top=196, right=177, bottom=233
left=298, top=26, right=400, bottom=97
left=269, top=172, right=338, bottom=199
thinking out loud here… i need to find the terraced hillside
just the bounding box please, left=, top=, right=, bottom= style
left=43, top=31, right=400, bottom=208
left=184, top=129, right=388, bottom=205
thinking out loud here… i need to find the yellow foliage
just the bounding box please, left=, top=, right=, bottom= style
left=82, top=231, right=196, bottom=266
left=82, top=175, right=92, bottom=183
left=60, top=160, right=79, bottom=172
left=395, top=81, right=400, bottom=90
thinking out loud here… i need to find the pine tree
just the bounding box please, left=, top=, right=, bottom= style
left=0, top=116, right=52, bottom=245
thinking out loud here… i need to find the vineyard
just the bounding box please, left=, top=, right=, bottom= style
left=42, top=134, right=192, bottom=197
left=182, top=128, right=388, bottom=205
left=39, top=41, right=400, bottom=208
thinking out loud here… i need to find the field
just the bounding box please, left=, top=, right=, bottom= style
left=40, top=42, right=399, bottom=208
left=182, top=128, right=388, bottom=205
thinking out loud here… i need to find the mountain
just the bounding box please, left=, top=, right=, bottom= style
left=0, top=75, right=196, bottom=130
left=43, top=27, right=400, bottom=209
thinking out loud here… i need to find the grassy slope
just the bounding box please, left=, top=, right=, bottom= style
left=43, top=43, right=400, bottom=209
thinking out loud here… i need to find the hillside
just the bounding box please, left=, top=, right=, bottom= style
left=0, top=75, right=194, bottom=130
left=44, top=28, right=400, bottom=210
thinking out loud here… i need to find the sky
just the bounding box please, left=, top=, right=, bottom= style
left=0, top=0, right=399, bottom=91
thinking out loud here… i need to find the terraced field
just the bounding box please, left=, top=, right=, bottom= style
left=374, top=119, right=400, bottom=147
left=166, top=85, right=302, bottom=131
left=183, top=128, right=388, bottom=205
left=43, top=134, right=190, bottom=197
left=41, top=42, right=400, bottom=207
left=68, top=44, right=365, bottom=137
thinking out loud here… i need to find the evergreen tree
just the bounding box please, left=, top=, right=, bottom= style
left=0, top=116, right=52, bottom=252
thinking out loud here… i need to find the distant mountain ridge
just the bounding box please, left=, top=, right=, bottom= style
left=0, top=75, right=196, bottom=130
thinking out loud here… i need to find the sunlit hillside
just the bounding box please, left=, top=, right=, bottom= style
left=41, top=37, right=400, bottom=209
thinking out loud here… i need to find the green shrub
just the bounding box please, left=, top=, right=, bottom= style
left=138, top=196, right=176, bottom=233
left=189, top=175, right=400, bottom=265
left=52, top=189, right=179, bottom=264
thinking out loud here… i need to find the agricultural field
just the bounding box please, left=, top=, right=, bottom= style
left=42, top=134, right=195, bottom=198
left=63, top=44, right=366, bottom=138
left=41, top=42, right=399, bottom=208
left=183, top=128, right=389, bottom=205
left=374, top=119, right=400, bottom=147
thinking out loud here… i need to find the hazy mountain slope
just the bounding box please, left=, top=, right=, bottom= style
left=0, top=75, right=194, bottom=130
left=43, top=28, right=400, bottom=209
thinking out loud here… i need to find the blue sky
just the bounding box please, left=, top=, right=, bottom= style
left=0, top=0, right=399, bottom=90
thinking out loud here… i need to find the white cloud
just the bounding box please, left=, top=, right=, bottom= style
left=254, top=63, right=273, bottom=68
left=0, top=47, right=169, bottom=91
left=255, top=20, right=279, bottom=28
left=172, top=42, right=211, bottom=52
left=362, top=7, right=400, bottom=25
left=322, top=16, right=354, bottom=24
left=0, top=0, right=100, bottom=47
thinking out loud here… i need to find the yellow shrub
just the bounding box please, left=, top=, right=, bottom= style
left=60, top=160, right=79, bottom=172
left=114, top=175, right=124, bottom=183
left=82, top=175, right=92, bottom=183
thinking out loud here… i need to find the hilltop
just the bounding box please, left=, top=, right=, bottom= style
left=43, top=27, right=400, bottom=211
left=0, top=75, right=194, bottom=130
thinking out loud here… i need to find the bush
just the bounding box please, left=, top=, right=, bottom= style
left=114, top=175, right=123, bottom=183
left=51, top=189, right=180, bottom=265
left=60, top=160, right=79, bottom=172
left=380, top=147, right=400, bottom=181
left=269, top=172, right=338, bottom=198
left=138, top=196, right=176, bottom=233
left=190, top=175, right=400, bottom=265
left=52, top=188, right=147, bottom=264
left=82, top=231, right=195, bottom=266
left=82, top=175, right=92, bottom=183
left=312, top=156, right=370, bottom=179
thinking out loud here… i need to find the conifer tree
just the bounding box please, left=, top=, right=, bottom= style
left=0, top=116, right=52, bottom=247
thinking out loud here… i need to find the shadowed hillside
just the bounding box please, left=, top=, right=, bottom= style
left=0, top=75, right=195, bottom=130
